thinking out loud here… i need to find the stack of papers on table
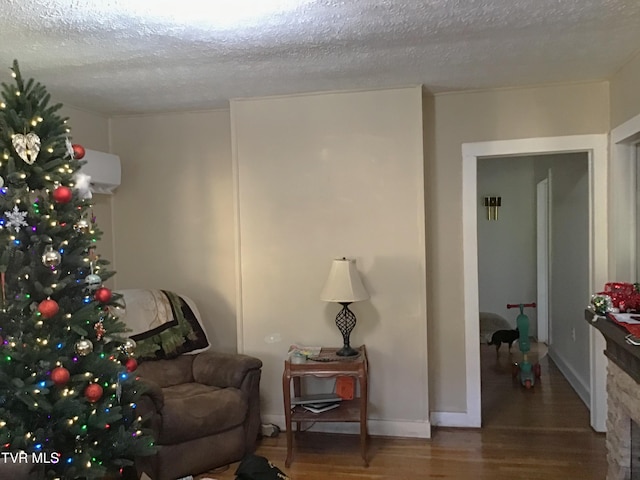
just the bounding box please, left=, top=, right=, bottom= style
left=288, top=344, right=322, bottom=357
left=609, top=313, right=640, bottom=324
left=291, top=393, right=342, bottom=413
left=302, top=402, right=341, bottom=413
left=291, top=393, right=343, bottom=405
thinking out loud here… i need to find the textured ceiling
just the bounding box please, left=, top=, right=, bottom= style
left=1, top=0, right=639, bottom=115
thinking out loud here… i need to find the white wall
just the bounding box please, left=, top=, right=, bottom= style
left=109, top=110, right=238, bottom=353
left=548, top=154, right=590, bottom=403
left=611, top=51, right=640, bottom=128
left=231, top=87, right=430, bottom=437
left=477, top=157, right=537, bottom=333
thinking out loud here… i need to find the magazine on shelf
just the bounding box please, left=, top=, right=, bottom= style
left=302, top=402, right=341, bottom=414
left=291, top=393, right=343, bottom=405
left=306, top=401, right=342, bottom=409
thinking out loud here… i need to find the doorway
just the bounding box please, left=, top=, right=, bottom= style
left=477, top=152, right=590, bottom=428
left=461, top=135, right=608, bottom=432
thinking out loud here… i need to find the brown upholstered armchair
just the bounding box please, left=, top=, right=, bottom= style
left=115, top=289, right=262, bottom=480
left=134, top=351, right=262, bottom=480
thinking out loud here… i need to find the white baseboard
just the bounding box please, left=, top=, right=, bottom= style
left=430, top=411, right=481, bottom=428
left=548, top=347, right=589, bottom=407
left=261, top=413, right=431, bottom=438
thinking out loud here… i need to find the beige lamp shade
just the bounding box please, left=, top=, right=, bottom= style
left=320, top=258, right=369, bottom=303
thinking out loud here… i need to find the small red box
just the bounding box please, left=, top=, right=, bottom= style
left=336, top=376, right=355, bottom=400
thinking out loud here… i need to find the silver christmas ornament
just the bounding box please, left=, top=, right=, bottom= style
left=4, top=205, right=28, bottom=232
left=74, top=218, right=90, bottom=234
left=84, top=274, right=101, bottom=290
left=41, top=246, right=62, bottom=267
left=74, top=338, right=93, bottom=356
left=122, top=338, right=136, bottom=356
left=65, top=137, right=74, bottom=159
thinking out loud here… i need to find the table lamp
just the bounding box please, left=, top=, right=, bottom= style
left=320, top=257, right=369, bottom=356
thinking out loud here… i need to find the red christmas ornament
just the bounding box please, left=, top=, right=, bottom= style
left=125, top=358, right=138, bottom=372
left=51, top=367, right=70, bottom=386
left=38, top=298, right=59, bottom=318
left=52, top=186, right=73, bottom=204
left=84, top=383, right=103, bottom=403
left=72, top=144, right=86, bottom=160
left=94, top=287, right=112, bottom=303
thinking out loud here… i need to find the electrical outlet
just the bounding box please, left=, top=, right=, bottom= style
left=572, top=327, right=576, bottom=342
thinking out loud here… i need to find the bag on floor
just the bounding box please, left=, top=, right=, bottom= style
left=235, top=454, right=290, bottom=480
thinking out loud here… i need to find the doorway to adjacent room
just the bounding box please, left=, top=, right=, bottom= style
left=461, top=135, right=608, bottom=432
left=477, top=152, right=590, bottom=431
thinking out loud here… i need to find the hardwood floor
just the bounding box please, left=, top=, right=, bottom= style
left=196, top=344, right=606, bottom=479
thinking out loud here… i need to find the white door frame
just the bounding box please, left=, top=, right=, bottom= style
left=610, top=112, right=640, bottom=282
left=536, top=178, right=550, bottom=344
left=462, top=134, right=608, bottom=432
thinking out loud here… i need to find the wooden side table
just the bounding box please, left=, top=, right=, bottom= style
left=282, top=345, right=369, bottom=467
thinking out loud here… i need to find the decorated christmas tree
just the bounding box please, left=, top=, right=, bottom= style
left=0, top=60, right=155, bottom=478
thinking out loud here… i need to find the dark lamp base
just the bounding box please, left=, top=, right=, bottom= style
left=336, top=345, right=359, bottom=357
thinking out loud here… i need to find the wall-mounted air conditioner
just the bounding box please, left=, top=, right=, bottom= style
left=79, top=149, right=122, bottom=195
